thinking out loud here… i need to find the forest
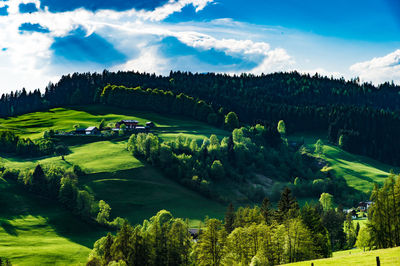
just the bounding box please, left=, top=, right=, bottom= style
left=86, top=175, right=400, bottom=266
left=1, top=71, right=400, bottom=165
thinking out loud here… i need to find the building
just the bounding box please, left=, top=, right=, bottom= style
left=357, top=201, right=373, bottom=211
left=85, top=126, right=99, bottom=135
left=146, top=121, right=155, bottom=128
left=115, top=120, right=139, bottom=129
left=134, top=126, right=147, bottom=133
left=74, top=128, right=86, bottom=135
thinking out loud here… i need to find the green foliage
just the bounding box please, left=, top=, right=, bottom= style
left=224, top=112, right=239, bottom=130
left=367, top=174, right=400, bottom=249
left=277, top=120, right=286, bottom=135
left=0, top=130, right=61, bottom=157
left=89, top=210, right=192, bottom=266
left=319, top=193, right=334, bottom=211
left=210, top=160, right=225, bottom=180
left=314, top=139, right=324, bottom=154
left=196, top=218, right=227, bottom=265
left=98, top=119, right=106, bottom=130
left=356, top=226, right=371, bottom=251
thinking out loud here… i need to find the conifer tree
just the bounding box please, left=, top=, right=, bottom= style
left=224, top=203, right=235, bottom=233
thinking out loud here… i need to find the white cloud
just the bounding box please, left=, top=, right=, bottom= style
left=111, top=45, right=170, bottom=74
left=138, top=0, right=214, bottom=21
left=0, top=0, right=217, bottom=93
left=249, top=48, right=294, bottom=74
left=350, top=49, right=400, bottom=85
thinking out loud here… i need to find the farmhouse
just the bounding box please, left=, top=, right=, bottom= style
left=357, top=201, right=373, bottom=211
left=134, top=126, right=148, bottom=133
left=85, top=126, right=99, bottom=135
left=115, top=120, right=139, bottom=129
left=146, top=121, right=155, bottom=128
left=74, top=128, right=86, bottom=135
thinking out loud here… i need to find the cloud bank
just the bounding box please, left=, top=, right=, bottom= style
left=350, top=49, right=400, bottom=85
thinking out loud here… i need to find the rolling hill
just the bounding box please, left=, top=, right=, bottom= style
left=0, top=104, right=229, bottom=264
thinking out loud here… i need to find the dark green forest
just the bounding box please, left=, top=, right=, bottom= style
left=2, top=71, right=400, bottom=165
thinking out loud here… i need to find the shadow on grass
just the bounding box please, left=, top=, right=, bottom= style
left=0, top=219, right=18, bottom=236
left=0, top=179, right=108, bottom=249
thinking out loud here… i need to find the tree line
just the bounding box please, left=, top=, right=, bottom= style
left=99, top=85, right=222, bottom=126
left=0, top=130, right=66, bottom=157
left=87, top=188, right=353, bottom=265
left=2, top=71, right=400, bottom=165
left=1, top=165, right=123, bottom=228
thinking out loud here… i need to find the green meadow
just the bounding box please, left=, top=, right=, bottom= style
left=0, top=177, right=106, bottom=265
left=0, top=105, right=228, bottom=140
left=0, top=105, right=228, bottom=264
left=289, top=133, right=397, bottom=195
left=282, top=246, right=400, bottom=266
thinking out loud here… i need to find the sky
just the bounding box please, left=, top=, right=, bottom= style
left=0, top=0, right=400, bottom=93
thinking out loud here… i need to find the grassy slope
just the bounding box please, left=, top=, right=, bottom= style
left=282, top=247, right=400, bottom=266
left=81, top=168, right=225, bottom=227
left=0, top=140, right=142, bottom=173
left=0, top=178, right=106, bottom=265
left=0, top=105, right=228, bottom=264
left=0, top=105, right=228, bottom=140
left=289, top=133, right=397, bottom=194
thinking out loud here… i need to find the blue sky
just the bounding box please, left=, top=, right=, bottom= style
left=0, top=0, right=399, bottom=93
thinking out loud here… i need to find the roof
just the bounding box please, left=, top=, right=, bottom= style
left=86, top=126, right=98, bottom=131
left=121, top=120, right=139, bottom=123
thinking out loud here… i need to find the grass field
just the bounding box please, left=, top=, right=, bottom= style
left=282, top=247, right=400, bottom=266
left=0, top=178, right=106, bottom=265
left=0, top=105, right=229, bottom=264
left=0, top=140, right=142, bottom=173
left=289, top=133, right=397, bottom=194
left=0, top=105, right=229, bottom=141
left=81, top=168, right=226, bottom=227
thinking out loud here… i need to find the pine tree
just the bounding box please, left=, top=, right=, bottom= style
left=224, top=203, right=235, bottom=233
left=260, top=197, right=272, bottom=225
left=276, top=187, right=299, bottom=223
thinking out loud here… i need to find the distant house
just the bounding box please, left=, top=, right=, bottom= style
left=357, top=201, right=373, bottom=211
left=189, top=229, right=200, bottom=239
left=115, top=120, right=139, bottom=129
left=351, top=209, right=358, bottom=219
left=146, top=121, right=155, bottom=128
left=74, top=128, right=86, bottom=135
left=134, top=126, right=147, bottom=133
left=85, top=126, right=99, bottom=135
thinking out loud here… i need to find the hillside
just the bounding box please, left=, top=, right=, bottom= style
left=281, top=247, right=400, bottom=266
left=0, top=105, right=230, bottom=264
left=289, top=133, right=397, bottom=198
left=0, top=177, right=106, bottom=265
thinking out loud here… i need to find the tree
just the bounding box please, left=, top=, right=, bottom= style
left=260, top=197, right=272, bottom=225
left=277, top=120, right=286, bottom=135
left=210, top=160, right=225, bottom=180
left=224, top=112, right=239, bottom=130
left=99, top=119, right=106, bottom=130
left=55, top=144, right=68, bottom=160
left=31, top=164, right=46, bottom=192
left=97, top=200, right=111, bottom=225
left=196, top=219, right=226, bottom=266
left=344, top=212, right=356, bottom=248
left=276, top=187, right=299, bottom=223
left=314, top=139, right=324, bottom=155
left=224, top=203, right=235, bottom=233
left=319, top=193, right=333, bottom=211
left=356, top=227, right=371, bottom=251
